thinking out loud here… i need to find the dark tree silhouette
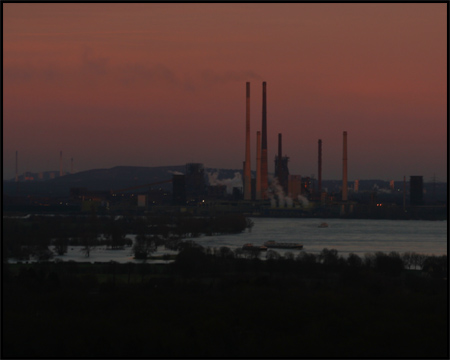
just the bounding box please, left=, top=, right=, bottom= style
left=53, top=235, right=69, bottom=256
left=133, top=234, right=157, bottom=260
left=81, top=206, right=99, bottom=257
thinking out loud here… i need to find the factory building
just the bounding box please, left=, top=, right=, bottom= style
left=302, top=177, right=312, bottom=196
left=410, top=176, right=424, bottom=206
left=185, top=163, right=206, bottom=202
left=274, top=133, right=289, bottom=195
left=275, top=156, right=290, bottom=194
left=172, top=174, right=186, bottom=205
left=206, top=184, right=227, bottom=199
left=288, top=175, right=302, bottom=199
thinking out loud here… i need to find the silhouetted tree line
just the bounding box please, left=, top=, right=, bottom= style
left=3, top=246, right=447, bottom=358
left=169, top=244, right=447, bottom=283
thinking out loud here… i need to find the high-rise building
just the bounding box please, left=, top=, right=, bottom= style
left=410, top=176, right=423, bottom=206
left=185, top=163, right=205, bottom=201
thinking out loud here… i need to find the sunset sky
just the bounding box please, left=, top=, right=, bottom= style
left=3, top=3, right=447, bottom=181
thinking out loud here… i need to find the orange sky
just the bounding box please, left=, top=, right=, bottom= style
left=3, top=3, right=447, bottom=181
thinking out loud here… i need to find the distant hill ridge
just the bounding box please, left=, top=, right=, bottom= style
left=4, top=166, right=446, bottom=199
left=3, top=165, right=246, bottom=197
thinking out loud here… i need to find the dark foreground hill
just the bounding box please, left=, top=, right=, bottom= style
left=3, top=252, right=448, bottom=358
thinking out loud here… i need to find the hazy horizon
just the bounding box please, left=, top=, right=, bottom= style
left=3, top=163, right=444, bottom=184
left=3, top=4, right=447, bottom=181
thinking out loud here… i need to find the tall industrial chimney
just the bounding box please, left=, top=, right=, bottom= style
left=59, top=151, right=63, bottom=177
left=277, top=133, right=282, bottom=179
left=256, top=131, right=261, bottom=200
left=261, top=81, right=269, bottom=199
left=318, top=139, right=322, bottom=194
left=15, top=151, right=18, bottom=182
left=342, top=131, right=348, bottom=201
left=403, top=176, right=406, bottom=211
left=244, top=82, right=252, bottom=200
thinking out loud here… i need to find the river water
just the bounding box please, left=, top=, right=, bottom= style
left=193, top=218, right=447, bottom=257
left=14, top=218, right=447, bottom=264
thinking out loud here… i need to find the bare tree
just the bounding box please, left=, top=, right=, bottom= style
left=284, top=252, right=294, bottom=260
left=319, top=248, right=339, bottom=266
left=81, top=206, right=99, bottom=258
left=410, top=252, right=426, bottom=270
left=266, top=250, right=280, bottom=260
left=80, top=231, right=96, bottom=258
left=133, top=234, right=157, bottom=260
left=53, top=235, right=68, bottom=256
left=401, top=252, right=412, bottom=269
left=347, top=253, right=362, bottom=268
left=246, top=218, right=255, bottom=232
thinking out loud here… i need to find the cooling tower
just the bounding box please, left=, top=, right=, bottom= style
left=244, top=82, right=251, bottom=200
left=342, top=131, right=348, bottom=201
left=261, top=81, right=268, bottom=199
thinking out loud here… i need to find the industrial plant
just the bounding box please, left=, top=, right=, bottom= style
left=4, top=82, right=447, bottom=220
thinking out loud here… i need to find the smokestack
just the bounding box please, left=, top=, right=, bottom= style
left=342, top=131, right=348, bottom=201
left=59, top=151, right=63, bottom=177
left=15, top=151, right=18, bottom=182
left=277, top=133, right=282, bottom=179
left=403, top=176, right=406, bottom=211
left=244, top=82, right=251, bottom=200
left=318, top=139, right=322, bottom=194
left=261, top=81, right=268, bottom=199
left=256, top=131, right=261, bottom=200
left=71, top=158, right=74, bottom=174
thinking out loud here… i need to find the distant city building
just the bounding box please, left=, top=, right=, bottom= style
left=354, top=179, right=359, bottom=193
left=137, top=195, right=147, bottom=207
left=24, top=172, right=34, bottom=181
